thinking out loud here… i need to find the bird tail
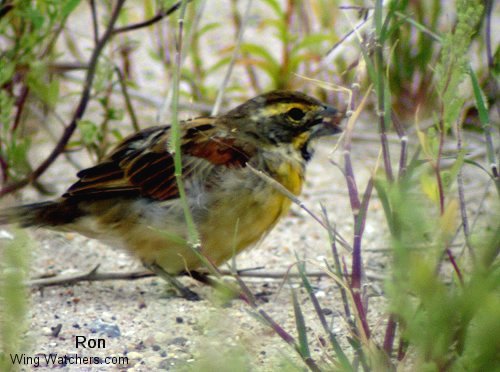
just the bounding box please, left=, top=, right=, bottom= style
left=0, top=201, right=79, bottom=227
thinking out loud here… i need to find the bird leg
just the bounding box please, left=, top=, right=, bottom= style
left=145, top=263, right=200, bottom=301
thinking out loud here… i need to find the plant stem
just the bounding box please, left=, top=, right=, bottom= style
left=211, top=0, right=253, bottom=116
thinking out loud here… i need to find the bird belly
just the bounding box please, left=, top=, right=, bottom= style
left=199, top=188, right=292, bottom=266
left=96, top=190, right=292, bottom=274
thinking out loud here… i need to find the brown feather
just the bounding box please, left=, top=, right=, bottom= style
left=62, top=119, right=256, bottom=202
left=182, top=137, right=251, bottom=167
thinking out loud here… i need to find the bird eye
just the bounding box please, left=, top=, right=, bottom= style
left=287, top=107, right=305, bottom=121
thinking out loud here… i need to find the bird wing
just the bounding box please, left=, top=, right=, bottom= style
left=63, top=119, right=255, bottom=201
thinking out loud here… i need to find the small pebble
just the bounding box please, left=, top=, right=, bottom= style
left=88, top=319, right=121, bottom=338
left=169, top=337, right=188, bottom=346
left=127, top=352, right=143, bottom=360
left=159, top=358, right=182, bottom=369
left=42, top=327, right=53, bottom=336
left=322, top=308, right=333, bottom=315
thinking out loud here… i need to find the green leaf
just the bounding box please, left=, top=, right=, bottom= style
left=261, top=0, right=283, bottom=17
left=420, top=171, right=439, bottom=204
left=240, top=43, right=280, bottom=80
left=291, top=286, right=310, bottom=359
left=61, top=0, right=82, bottom=18
left=20, top=7, right=45, bottom=30
left=143, top=0, right=155, bottom=19
left=0, top=63, right=15, bottom=86
left=111, top=128, right=124, bottom=141
left=207, top=56, right=232, bottom=75
left=464, top=159, right=498, bottom=181
left=2, top=127, right=31, bottom=178
left=77, top=120, right=101, bottom=145
left=359, top=42, right=377, bottom=86
left=291, top=34, right=334, bottom=55
left=374, top=178, right=396, bottom=237
left=0, top=90, right=14, bottom=127
left=46, top=79, right=60, bottom=107
left=26, top=64, right=60, bottom=108
left=296, top=255, right=352, bottom=370
left=468, top=69, right=489, bottom=125
left=448, top=150, right=466, bottom=184
left=197, top=22, right=221, bottom=37
left=106, top=107, right=125, bottom=121
left=0, top=230, right=31, bottom=372
left=261, top=18, right=288, bottom=43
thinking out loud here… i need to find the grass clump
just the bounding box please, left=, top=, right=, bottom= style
left=0, top=231, right=31, bottom=371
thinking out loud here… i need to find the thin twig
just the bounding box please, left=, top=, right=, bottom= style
left=27, top=266, right=151, bottom=287
left=338, top=5, right=374, bottom=10
left=89, top=0, right=99, bottom=45
left=398, top=135, right=408, bottom=179
left=12, top=84, right=29, bottom=131
left=114, top=66, right=140, bottom=132
left=182, top=0, right=207, bottom=67
left=375, top=56, right=393, bottom=181
left=211, top=0, right=253, bottom=116
left=342, top=89, right=372, bottom=340
left=383, top=314, right=397, bottom=356
left=325, top=11, right=370, bottom=60
left=484, top=0, right=499, bottom=119
left=0, top=156, right=7, bottom=184
left=111, top=1, right=186, bottom=35
left=230, top=0, right=260, bottom=94
left=393, top=10, right=441, bottom=42
left=30, top=105, right=84, bottom=170
left=322, top=205, right=352, bottom=320
left=435, top=117, right=446, bottom=214
left=469, top=179, right=492, bottom=232
left=455, top=119, right=475, bottom=261
left=46, top=62, right=89, bottom=72
left=27, top=267, right=386, bottom=288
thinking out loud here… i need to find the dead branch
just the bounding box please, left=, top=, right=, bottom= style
left=27, top=267, right=385, bottom=288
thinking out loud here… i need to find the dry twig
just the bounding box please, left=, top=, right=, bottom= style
left=27, top=266, right=385, bottom=288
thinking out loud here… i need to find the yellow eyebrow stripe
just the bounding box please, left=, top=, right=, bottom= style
left=257, top=102, right=312, bottom=117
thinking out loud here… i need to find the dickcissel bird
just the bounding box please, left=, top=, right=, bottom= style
left=1, top=90, right=343, bottom=297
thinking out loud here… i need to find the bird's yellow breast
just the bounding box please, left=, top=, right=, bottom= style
left=200, top=159, right=304, bottom=265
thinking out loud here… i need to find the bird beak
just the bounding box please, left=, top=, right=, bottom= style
left=310, top=106, right=344, bottom=138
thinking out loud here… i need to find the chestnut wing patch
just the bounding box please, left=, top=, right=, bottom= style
left=182, top=137, right=251, bottom=167
left=64, top=124, right=255, bottom=201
